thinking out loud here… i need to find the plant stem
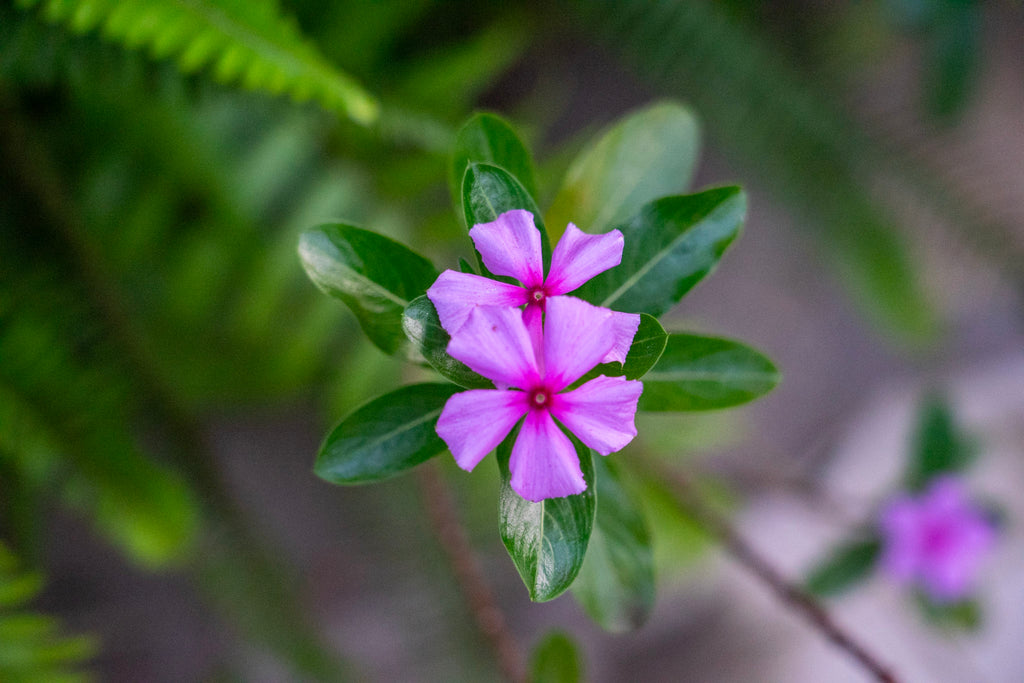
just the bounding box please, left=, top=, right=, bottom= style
left=640, top=458, right=899, bottom=683
left=415, top=463, right=526, bottom=683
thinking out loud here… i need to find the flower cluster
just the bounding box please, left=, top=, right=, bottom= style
left=428, top=210, right=642, bottom=502
left=879, top=476, right=995, bottom=603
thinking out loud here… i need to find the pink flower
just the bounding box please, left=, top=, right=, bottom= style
left=427, top=209, right=636, bottom=364
left=435, top=296, right=642, bottom=502
left=879, top=476, right=995, bottom=603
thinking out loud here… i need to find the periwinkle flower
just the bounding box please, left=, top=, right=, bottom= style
left=428, top=209, right=637, bottom=364
left=879, top=476, right=995, bottom=603
left=435, top=296, right=642, bottom=502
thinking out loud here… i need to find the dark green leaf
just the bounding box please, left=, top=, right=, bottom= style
left=906, top=394, right=975, bottom=491
left=458, top=257, right=478, bottom=274
left=806, top=538, right=881, bottom=597
left=298, top=224, right=438, bottom=356
left=450, top=113, right=538, bottom=224
left=401, top=296, right=493, bottom=389
left=462, top=162, right=551, bottom=274
left=575, top=188, right=745, bottom=317
left=581, top=314, right=667, bottom=382
left=547, top=101, right=701, bottom=236
left=574, top=0, right=938, bottom=344
left=639, top=334, right=780, bottom=411
left=315, top=383, right=459, bottom=485
left=923, top=2, right=981, bottom=120
left=571, top=458, right=655, bottom=632
left=497, top=433, right=595, bottom=602
left=530, top=631, right=583, bottom=683
left=916, top=594, right=982, bottom=631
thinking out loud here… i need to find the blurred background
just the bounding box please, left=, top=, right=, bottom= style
left=1, top=0, right=1022, bottom=680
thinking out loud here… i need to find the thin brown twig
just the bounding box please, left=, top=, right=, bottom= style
left=641, top=458, right=900, bottom=683
left=415, top=463, right=527, bottom=683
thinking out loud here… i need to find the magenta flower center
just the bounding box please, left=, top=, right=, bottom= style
left=921, top=522, right=955, bottom=556
left=528, top=287, right=546, bottom=304
left=528, top=387, right=552, bottom=410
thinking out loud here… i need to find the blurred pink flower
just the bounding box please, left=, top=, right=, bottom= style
left=879, top=476, right=995, bottom=602
left=435, top=296, right=641, bottom=502
left=428, top=209, right=636, bottom=364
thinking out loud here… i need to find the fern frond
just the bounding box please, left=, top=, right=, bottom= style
left=0, top=543, right=97, bottom=682
left=15, top=0, right=379, bottom=124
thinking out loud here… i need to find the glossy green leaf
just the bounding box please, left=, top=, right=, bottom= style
left=299, top=224, right=438, bottom=356
left=639, top=334, right=780, bottom=411
left=575, top=188, right=745, bottom=317
left=547, top=101, right=701, bottom=236
left=906, top=394, right=975, bottom=491
left=401, top=296, right=493, bottom=389
left=450, top=113, right=538, bottom=224
left=571, top=458, right=654, bottom=632
left=530, top=631, right=583, bottom=683
left=497, top=433, right=595, bottom=602
left=462, top=162, right=551, bottom=274
left=581, top=313, right=667, bottom=382
left=315, top=383, right=459, bottom=485
left=806, top=538, right=881, bottom=597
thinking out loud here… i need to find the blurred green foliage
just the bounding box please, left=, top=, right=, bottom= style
left=0, top=0, right=1007, bottom=677
left=0, top=542, right=96, bottom=682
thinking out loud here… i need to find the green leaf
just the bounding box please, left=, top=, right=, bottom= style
left=575, top=188, right=745, bottom=317
left=806, top=538, right=881, bottom=597
left=906, top=394, right=975, bottom=491
left=530, top=631, right=583, bottom=683
left=315, top=383, right=459, bottom=485
left=581, top=313, right=667, bottom=382
left=299, top=224, right=438, bottom=356
left=450, top=113, right=538, bottom=224
left=916, top=594, right=982, bottom=631
left=401, top=296, right=493, bottom=389
left=547, top=101, right=701, bottom=236
left=639, top=334, right=780, bottom=411
left=571, top=458, right=655, bottom=632
left=497, top=433, right=595, bottom=602
left=462, top=162, right=551, bottom=274
left=16, top=0, right=379, bottom=124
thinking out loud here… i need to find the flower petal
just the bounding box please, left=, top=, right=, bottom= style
left=509, top=409, right=586, bottom=501
left=427, top=270, right=527, bottom=334
left=447, top=305, right=541, bottom=390
left=552, top=375, right=642, bottom=455
left=437, top=390, right=528, bottom=471
left=546, top=223, right=624, bottom=294
left=469, top=209, right=545, bottom=288
left=879, top=498, right=921, bottom=583
left=601, top=310, right=641, bottom=365
left=542, top=296, right=617, bottom=390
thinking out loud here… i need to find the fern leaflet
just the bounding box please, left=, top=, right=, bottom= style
left=16, top=0, right=379, bottom=124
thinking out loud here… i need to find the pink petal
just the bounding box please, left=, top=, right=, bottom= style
left=509, top=409, right=586, bottom=501
left=522, top=304, right=545, bottom=376
left=545, top=223, right=624, bottom=294
left=427, top=270, right=527, bottom=334
left=469, top=209, right=545, bottom=288
left=601, top=310, right=641, bottom=365
left=879, top=498, right=921, bottom=582
left=542, top=296, right=617, bottom=390
left=552, top=375, right=642, bottom=455
left=446, top=305, right=540, bottom=390
left=437, top=390, right=528, bottom=471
